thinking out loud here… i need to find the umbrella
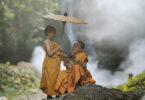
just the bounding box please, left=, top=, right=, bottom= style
left=43, top=12, right=87, bottom=45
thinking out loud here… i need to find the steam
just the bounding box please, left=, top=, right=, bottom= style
left=31, top=0, right=145, bottom=86
left=59, top=0, right=145, bottom=86
left=87, top=39, right=145, bottom=86
left=31, top=46, right=45, bottom=73
left=70, top=0, right=145, bottom=44
left=120, top=39, right=145, bottom=75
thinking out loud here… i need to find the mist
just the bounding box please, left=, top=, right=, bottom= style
left=31, top=0, right=145, bottom=86
left=60, top=0, right=145, bottom=85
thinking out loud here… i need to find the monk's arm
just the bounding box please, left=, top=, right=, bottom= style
left=75, top=58, right=87, bottom=70
left=45, top=41, right=61, bottom=56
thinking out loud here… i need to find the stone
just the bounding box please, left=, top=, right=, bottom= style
left=0, top=97, right=8, bottom=100
left=49, top=82, right=141, bottom=100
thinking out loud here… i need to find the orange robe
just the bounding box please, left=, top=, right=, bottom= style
left=55, top=52, right=95, bottom=94
left=39, top=41, right=62, bottom=95
left=71, top=52, right=95, bottom=91
left=55, top=66, right=73, bottom=94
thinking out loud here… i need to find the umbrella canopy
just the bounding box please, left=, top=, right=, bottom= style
left=43, top=12, right=87, bottom=45
left=43, top=13, right=87, bottom=24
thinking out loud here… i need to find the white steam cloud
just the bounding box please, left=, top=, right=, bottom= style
left=88, top=39, right=145, bottom=86
left=31, top=46, right=45, bottom=73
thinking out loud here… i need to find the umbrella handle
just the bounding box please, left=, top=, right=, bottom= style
left=60, top=12, right=67, bottom=46
left=60, top=22, right=66, bottom=46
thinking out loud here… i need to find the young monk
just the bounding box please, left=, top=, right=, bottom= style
left=55, top=41, right=95, bottom=94
left=70, top=41, right=95, bottom=91
left=39, top=25, right=63, bottom=99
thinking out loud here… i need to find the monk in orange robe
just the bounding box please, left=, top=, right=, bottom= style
left=39, top=25, right=63, bottom=99
left=55, top=41, right=95, bottom=94
left=70, top=41, right=95, bottom=91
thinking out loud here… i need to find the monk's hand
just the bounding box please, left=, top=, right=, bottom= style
left=57, top=45, right=63, bottom=51
left=63, top=54, right=68, bottom=57
left=60, top=53, right=67, bottom=58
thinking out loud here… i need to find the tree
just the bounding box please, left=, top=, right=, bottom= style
left=0, top=0, right=61, bottom=63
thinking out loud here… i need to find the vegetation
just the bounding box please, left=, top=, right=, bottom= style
left=0, top=0, right=60, bottom=64
left=111, top=71, right=145, bottom=95
left=0, top=62, right=39, bottom=100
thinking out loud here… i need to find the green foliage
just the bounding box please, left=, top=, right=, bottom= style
left=0, top=0, right=60, bottom=64
left=112, top=72, right=145, bottom=94
left=0, top=63, right=39, bottom=99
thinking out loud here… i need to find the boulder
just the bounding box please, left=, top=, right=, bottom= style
left=0, top=97, right=8, bottom=100
left=53, top=82, right=141, bottom=100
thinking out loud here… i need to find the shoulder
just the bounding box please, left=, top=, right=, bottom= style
left=44, top=40, right=48, bottom=45
left=75, top=52, right=88, bottom=59
left=79, top=52, right=88, bottom=57
left=44, top=40, right=52, bottom=46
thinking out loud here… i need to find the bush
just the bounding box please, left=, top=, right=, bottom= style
left=112, top=71, right=145, bottom=95
left=0, top=63, right=39, bottom=99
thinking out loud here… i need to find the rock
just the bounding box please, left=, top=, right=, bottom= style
left=17, top=61, right=41, bottom=78
left=13, top=89, right=46, bottom=100
left=0, top=97, right=8, bottom=100
left=141, top=95, right=145, bottom=100
left=13, top=83, right=142, bottom=100
left=50, top=82, right=141, bottom=100
left=29, top=88, right=40, bottom=94
left=17, top=61, right=32, bottom=67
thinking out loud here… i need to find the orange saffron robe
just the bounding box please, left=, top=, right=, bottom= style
left=71, top=52, right=95, bottom=91
left=55, top=52, right=95, bottom=94
left=39, top=41, right=62, bottom=95
left=55, top=66, right=73, bottom=94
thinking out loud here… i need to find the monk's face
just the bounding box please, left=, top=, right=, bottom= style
left=47, top=31, right=56, bottom=40
left=72, top=42, right=82, bottom=54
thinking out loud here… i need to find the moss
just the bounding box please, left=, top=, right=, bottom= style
left=112, top=71, right=145, bottom=95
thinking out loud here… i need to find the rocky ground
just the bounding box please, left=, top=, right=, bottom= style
left=13, top=89, right=47, bottom=100
left=54, top=82, right=142, bottom=100
left=0, top=62, right=144, bottom=100
left=12, top=82, right=144, bottom=100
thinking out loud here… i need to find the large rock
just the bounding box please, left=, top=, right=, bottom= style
left=141, top=95, right=145, bottom=100
left=17, top=61, right=32, bottom=67
left=54, top=82, right=141, bottom=100
left=13, top=89, right=47, bottom=100
left=0, top=97, right=8, bottom=100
